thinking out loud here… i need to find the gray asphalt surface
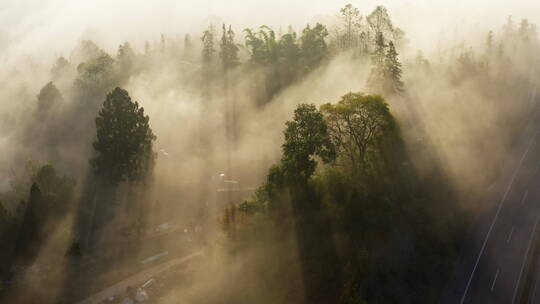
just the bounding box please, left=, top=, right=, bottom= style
left=75, top=250, right=203, bottom=304
left=440, top=86, right=540, bottom=304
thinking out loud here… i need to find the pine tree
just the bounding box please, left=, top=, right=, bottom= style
left=383, top=41, right=404, bottom=94
left=366, top=31, right=386, bottom=93
left=91, top=87, right=156, bottom=184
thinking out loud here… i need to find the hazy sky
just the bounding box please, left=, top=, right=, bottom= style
left=0, top=0, right=539, bottom=59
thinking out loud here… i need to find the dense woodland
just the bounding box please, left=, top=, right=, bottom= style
left=0, top=3, right=538, bottom=304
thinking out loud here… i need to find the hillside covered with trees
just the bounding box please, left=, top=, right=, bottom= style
left=0, top=2, right=538, bottom=304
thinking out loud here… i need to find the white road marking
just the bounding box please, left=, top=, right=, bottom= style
left=491, top=268, right=500, bottom=291
left=460, top=109, right=540, bottom=304
left=507, top=227, right=515, bottom=243
left=521, top=190, right=529, bottom=205
left=511, top=210, right=540, bottom=304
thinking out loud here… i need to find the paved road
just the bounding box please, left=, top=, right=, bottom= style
left=76, top=250, right=203, bottom=304
left=440, top=85, right=540, bottom=303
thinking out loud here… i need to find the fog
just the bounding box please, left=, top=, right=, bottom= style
left=0, top=1, right=539, bottom=303
left=2, top=0, right=540, bottom=59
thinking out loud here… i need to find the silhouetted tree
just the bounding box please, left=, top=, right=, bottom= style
left=51, top=56, right=70, bottom=80
left=300, top=23, right=329, bottom=71
left=36, top=82, right=63, bottom=114
left=281, top=104, right=335, bottom=182
left=244, top=26, right=279, bottom=65
left=220, top=24, right=239, bottom=70
left=14, top=184, right=44, bottom=263
left=117, top=42, right=137, bottom=78
left=75, top=53, right=117, bottom=100
left=91, top=87, right=156, bottom=184
left=201, top=25, right=216, bottom=64
left=367, top=6, right=394, bottom=40
left=339, top=4, right=362, bottom=50
left=383, top=41, right=404, bottom=94
left=321, top=93, right=395, bottom=168
left=366, top=31, right=386, bottom=93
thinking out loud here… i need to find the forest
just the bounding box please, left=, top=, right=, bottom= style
left=0, top=2, right=538, bottom=304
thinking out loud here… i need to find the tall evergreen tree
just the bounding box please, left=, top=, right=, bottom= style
left=383, top=41, right=404, bottom=94
left=91, top=87, right=156, bottom=184
left=366, top=31, right=386, bottom=93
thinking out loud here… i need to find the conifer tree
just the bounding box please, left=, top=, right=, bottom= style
left=366, top=31, right=386, bottom=93
left=383, top=41, right=404, bottom=94
left=91, top=87, right=156, bottom=184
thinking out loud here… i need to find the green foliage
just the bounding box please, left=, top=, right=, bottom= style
left=367, top=35, right=405, bottom=95
left=282, top=104, right=336, bottom=182
left=243, top=25, right=302, bottom=102
left=321, top=93, right=395, bottom=168
left=244, top=26, right=279, bottom=65
left=235, top=92, right=464, bottom=304
left=278, top=29, right=300, bottom=65
left=383, top=42, right=404, bottom=94
left=300, top=23, right=329, bottom=71
left=91, top=87, right=156, bottom=184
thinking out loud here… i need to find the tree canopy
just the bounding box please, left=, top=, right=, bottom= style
left=91, top=87, right=156, bottom=184
left=36, top=81, right=63, bottom=114
left=281, top=104, right=336, bottom=182
left=321, top=93, right=395, bottom=168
